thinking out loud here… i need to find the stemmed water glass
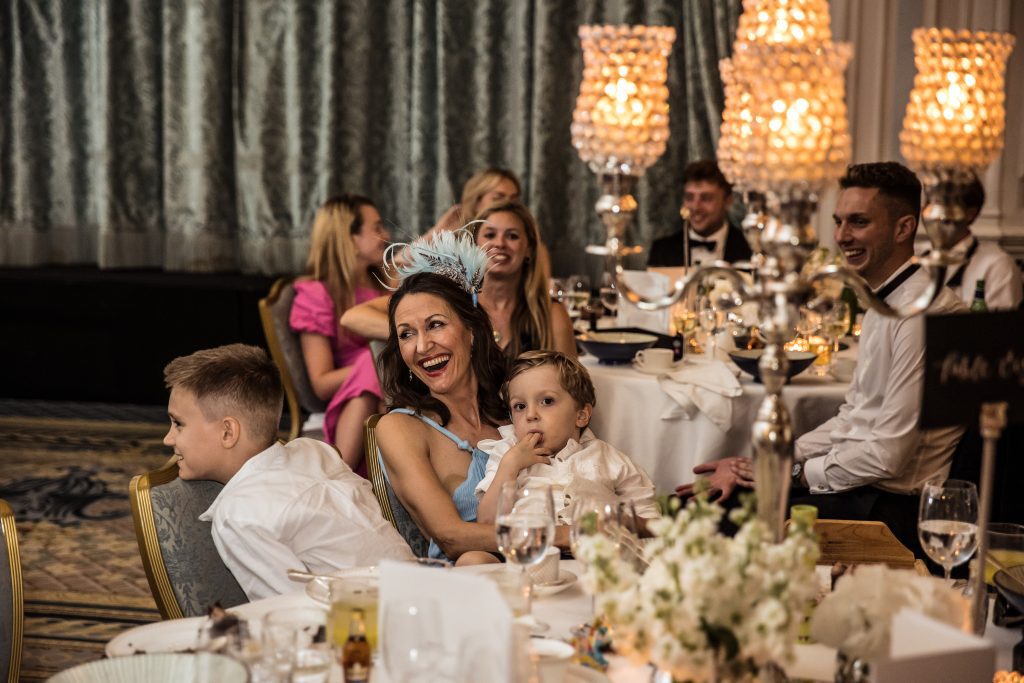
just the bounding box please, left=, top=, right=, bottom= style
left=380, top=597, right=444, bottom=682
left=495, top=482, right=556, bottom=626
left=918, top=479, right=980, bottom=580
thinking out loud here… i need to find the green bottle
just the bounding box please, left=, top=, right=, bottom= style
left=840, top=286, right=860, bottom=335
left=970, top=279, right=987, bottom=313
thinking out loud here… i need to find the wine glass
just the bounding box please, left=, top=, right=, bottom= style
left=823, top=301, right=851, bottom=354
left=565, top=274, right=591, bottom=315
left=599, top=272, right=619, bottom=317
left=495, top=482, right=556, bottom=625
left=918, top=479, right=980, bottom=580
left=381, top=597, right=444, bottom=682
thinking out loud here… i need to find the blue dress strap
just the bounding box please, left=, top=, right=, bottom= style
left=389, top=408, right=473, bottom=452
left=386, top=408, right=489, bottom=561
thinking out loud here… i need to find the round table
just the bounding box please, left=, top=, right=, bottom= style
left=583, top=354, right=852, bottom=492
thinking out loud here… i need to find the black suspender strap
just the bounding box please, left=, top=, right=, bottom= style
left=875, top=264, right=921, bottom=303
left=946, top=238, right=979, bottom=288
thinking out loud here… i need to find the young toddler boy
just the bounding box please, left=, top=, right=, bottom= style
left=163, top=344, right=413, bottom=600
left=475, top=350, right=659, bottom=524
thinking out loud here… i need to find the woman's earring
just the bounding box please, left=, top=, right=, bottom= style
left=408, top=368, right=413, bottom=382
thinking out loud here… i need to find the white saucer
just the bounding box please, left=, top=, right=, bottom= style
left=106, top=616, right=205, bottom=657
left=533, top=569, right=578, bottom=597
left=632, top=360, right=682, bottom=375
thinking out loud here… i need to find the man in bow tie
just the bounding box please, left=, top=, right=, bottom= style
left=675, top=162, right=966, bottom=558
left=647, top=160, right=753, bottom=267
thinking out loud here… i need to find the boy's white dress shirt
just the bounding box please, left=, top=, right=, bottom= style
left=199, top=438, right=414, bottom=600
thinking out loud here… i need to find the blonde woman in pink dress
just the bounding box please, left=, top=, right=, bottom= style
left=289, top=194, right=391, bottom=473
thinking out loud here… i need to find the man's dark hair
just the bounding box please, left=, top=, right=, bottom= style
left=379, top=273, right=509, bottom=427
left=962, top=171, right=986, bottom=216
left=682, top=160, right=732, bottom=196
left=839, top=162, right=922, bottom=222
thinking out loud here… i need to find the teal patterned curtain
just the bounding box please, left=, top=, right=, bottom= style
left=0, top=0, right=741, bottom=276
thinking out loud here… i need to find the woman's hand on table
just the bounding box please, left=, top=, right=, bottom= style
left=674, top=456, right=753, bottom=503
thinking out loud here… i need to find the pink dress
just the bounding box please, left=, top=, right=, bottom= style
left=289, top=281, right=383, bottom=445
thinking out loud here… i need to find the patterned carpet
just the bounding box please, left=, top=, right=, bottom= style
left=0, top=412, right=170, bottom=680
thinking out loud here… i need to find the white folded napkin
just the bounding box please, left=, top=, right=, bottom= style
left=615, top=270, right=670, bottom=333
left=656, top=358, right=742, bottom=431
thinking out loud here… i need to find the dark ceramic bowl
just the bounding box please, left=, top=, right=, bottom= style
left=994, top=566, right=1024, bottom=613
left=728, top=349, right=817, bottom=383
left=577, top=331, right=658, bottom=365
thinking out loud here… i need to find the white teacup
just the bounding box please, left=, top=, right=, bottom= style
left=526, top=547, right=560, bottom=585
left=634, top=347, right=674, bottom=371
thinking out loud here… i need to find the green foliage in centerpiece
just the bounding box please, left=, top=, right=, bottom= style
left=575, top=493, right=819, bottom=682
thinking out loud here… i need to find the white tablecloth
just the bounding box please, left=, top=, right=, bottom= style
left=105, top=560, right=1020, bottom=681
left=583, top=354, right=851, bottom=492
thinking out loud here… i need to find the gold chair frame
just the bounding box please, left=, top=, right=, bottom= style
left=363, top=414, right=396, bottom=528
left=129, top=456, right=186, bottom=620
left=1, top=500, right=23, bottom=683
left=258, top=276, right=305, bottom=441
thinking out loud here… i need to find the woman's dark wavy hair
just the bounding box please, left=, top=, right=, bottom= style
left=380, top=273, right=509, bottom=427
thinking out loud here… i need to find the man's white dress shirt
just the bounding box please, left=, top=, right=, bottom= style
left=199, top=438, right=414, bottom=601
left=797, top=262, right=966, bottom=495
left=945, top=235, right=1023, bottom=311
left=475, top=426, right=660, bottom=524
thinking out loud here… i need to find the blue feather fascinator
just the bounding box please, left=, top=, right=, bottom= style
left=382, top=228, right=489, bottom=302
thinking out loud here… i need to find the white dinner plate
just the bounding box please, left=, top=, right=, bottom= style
left=51, top=653, right=247, bottom=683
left=105, top=616, right=205, bottom=657
left=533, top=569, right=578, bottom=597
left=632, top=360, right=683, bottom=375
left=304, top=565, right=379, bottom=606
left=565, top=663, right=611, bottom=681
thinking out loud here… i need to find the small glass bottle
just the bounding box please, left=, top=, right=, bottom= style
left=970, top=279, right=988, bottom=313
left=342, top=608, right=372, bottom=683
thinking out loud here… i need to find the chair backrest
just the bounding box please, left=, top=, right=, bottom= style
left=130, top=458, right=248, bottom=619
left=259, top=277, right=327, bottom=441
left=812, top=519, right=926, bottom=573
left=364, top=414, right=430, bottom=558
left=0, top=500, right=23, bottom=683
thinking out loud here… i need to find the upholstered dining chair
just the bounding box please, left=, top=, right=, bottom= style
left=129, top=458, right=248, bottom=619
left=1, top=500, right=23, bottom=683
left=364, top=414, right=430, bottom=558
left=259, top=277, right=327, bottom=441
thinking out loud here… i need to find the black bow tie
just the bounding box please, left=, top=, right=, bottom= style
left=687, top=238, right=716, bottom=250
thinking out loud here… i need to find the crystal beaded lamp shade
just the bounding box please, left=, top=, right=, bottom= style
left=735, top=0, right=833, bottom=47
left=571, top=24, right=676, bottom=176
left=900, top=28, right=1015, bottom=177
left=717, top=16, right=851, bottom=195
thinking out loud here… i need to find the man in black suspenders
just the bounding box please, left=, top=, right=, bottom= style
left=676, top=163, right=965, bottom=558
left=941, top=172, right=1023, bottom=310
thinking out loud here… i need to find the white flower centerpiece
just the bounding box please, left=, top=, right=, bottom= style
left=574, top=495, right=819, bottom=682
left=810, top=564, right=968, bottom=678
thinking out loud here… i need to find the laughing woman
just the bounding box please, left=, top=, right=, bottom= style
left=375, top=270, right=510, bottom=562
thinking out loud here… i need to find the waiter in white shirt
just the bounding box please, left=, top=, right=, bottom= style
left=676, top=162, right=965, bottom=556
left=647, top=160, right=753, bottom=267
left=940, top=172, right=1022, bottom=310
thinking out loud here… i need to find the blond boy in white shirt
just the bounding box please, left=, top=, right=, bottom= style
left=163, top=344, right=413, bottom=601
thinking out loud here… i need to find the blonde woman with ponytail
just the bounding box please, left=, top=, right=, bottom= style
left=290, top=194, right=391, bottom=473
